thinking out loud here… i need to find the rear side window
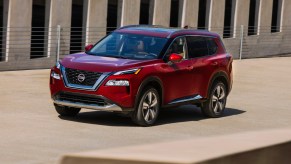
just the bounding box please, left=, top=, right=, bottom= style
left=186, top=36, right=217, bottom=58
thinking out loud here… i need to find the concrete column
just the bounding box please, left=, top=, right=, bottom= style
left=6, top=0, right=32, bottom=62
left=120, top=0, right=141, bottom=26
left=281, top=0, right=291, bottom=31
left=180, top=0, right=199, bottom=28
left=47, top=0, right=72, bottom=59
left=117, top=0, right=122, bottom=27
left=206, top=0, right=225, bottom=36
left=152, top=0, right=171, bottom=27
left=257, top=0, right=273, bottom=35
left=148, top=0, right=154, bottom=24
left=84, top=0, right=108, bottom=44
left=233, top=0, right=250, bottom=38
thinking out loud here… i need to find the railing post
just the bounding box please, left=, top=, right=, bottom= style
left=239, top=25, right=244, bottom=60
left=56, top=25, right=61, bottom=62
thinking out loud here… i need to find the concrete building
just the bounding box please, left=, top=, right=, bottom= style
left=0, top=0, right=290, bottom=70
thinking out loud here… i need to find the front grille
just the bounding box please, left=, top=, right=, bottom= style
left=64, top=68, right=102, bottom=86
left=57, top=92, right=107, bottom=106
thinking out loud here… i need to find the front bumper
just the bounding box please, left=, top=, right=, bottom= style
left=50, top=66, right=138, bottom=111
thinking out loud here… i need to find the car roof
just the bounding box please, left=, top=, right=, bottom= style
left=114, top=25, right=220, bottom=39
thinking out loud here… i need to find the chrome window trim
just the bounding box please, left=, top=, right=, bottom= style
left=60, top=65, right=110, bottom=91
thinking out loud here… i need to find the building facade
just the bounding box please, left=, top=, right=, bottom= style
left=0, top=0, right=291, bottom=70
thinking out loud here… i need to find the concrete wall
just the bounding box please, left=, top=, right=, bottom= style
left=1, top=0, right=291, bottom=70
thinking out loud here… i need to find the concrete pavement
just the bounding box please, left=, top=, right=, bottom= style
left=0, top=57, right=291, bottom=164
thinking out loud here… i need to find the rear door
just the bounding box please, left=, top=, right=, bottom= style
left=186, top=36, right=220, bottom=97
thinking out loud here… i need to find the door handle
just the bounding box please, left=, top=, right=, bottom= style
left=187, top=65, right=194, bottom=70
left=211, top=62, right=218, bottom=66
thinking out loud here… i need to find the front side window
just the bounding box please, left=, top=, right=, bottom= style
left=87, top=32, right=168, bottom=60
left=165, top=37, right=187, bottom=59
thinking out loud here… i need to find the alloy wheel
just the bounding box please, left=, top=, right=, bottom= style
left=142, top=91, right=158, bottom=123
left=211, top=84, right=226, bottom=114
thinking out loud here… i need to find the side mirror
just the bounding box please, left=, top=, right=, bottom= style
left=169, top=53, right=183, bottom=63
left=85, top=44, right=93, bottom=51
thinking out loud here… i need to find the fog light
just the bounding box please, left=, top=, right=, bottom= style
left=106, top=80, right=129, bottom=86
left=51, top=72, right=60, bottom=80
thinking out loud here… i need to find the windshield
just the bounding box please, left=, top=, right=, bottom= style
left=87, top=32, right=168, bottom=60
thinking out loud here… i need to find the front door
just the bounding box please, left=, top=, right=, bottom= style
left=161, top=37, right=195, bottom=103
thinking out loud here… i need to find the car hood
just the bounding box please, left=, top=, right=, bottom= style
left=60, top=53, right=161, bottom=72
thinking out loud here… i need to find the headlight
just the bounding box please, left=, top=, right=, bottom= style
left=105, top=80, right=129, bottom=86
left=113, top=68, right=141, bottom=75
left=51, top=71, right=60, bottom=80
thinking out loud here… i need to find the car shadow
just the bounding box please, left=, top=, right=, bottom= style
left=59, top=105, right=246, bottom=127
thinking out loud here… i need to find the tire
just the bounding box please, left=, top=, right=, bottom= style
left=132, top=87, right=160, bottom=126
left=54, top=104, right=81, bottom=117
left=201, top=81, right=227, bottom=118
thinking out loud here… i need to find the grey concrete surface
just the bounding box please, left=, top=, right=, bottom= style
left=0, top=57, right=291, bottom=164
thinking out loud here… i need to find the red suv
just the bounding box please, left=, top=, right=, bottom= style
left=50, top=25, right=233, bottom=126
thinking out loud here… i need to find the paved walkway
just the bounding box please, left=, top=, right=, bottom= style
left=0, top=57, right=290, bottom=164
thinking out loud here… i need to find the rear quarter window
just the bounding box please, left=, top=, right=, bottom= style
left=206, top=38, right=218, bottom=55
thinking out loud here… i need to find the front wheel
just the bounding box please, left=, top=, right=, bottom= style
left=54, top=104, right=81, bottom=117
left=132, top=87, right=160, bottom=126
left=201, top=82, right=227, bottom=117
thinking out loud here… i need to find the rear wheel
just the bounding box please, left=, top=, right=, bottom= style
left=201, top=82, right=227, bottom=117
left=54, top=104, right=81, bottom=117
left=132, top=87, right=160, bottom=126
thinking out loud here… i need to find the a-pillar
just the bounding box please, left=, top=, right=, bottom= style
left=152, top=0, right=171, bottom=27
left=6, top=0, right=32, bottom=62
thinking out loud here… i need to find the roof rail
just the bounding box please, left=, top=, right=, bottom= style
left=117, top=24, right=164, bottom=30
left=167, top=28, right=210, bottom=38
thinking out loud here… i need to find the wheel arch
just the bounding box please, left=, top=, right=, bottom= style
left=135, top=76, right=164, bottom=110
left=208, top=71, right=230, bottom=98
